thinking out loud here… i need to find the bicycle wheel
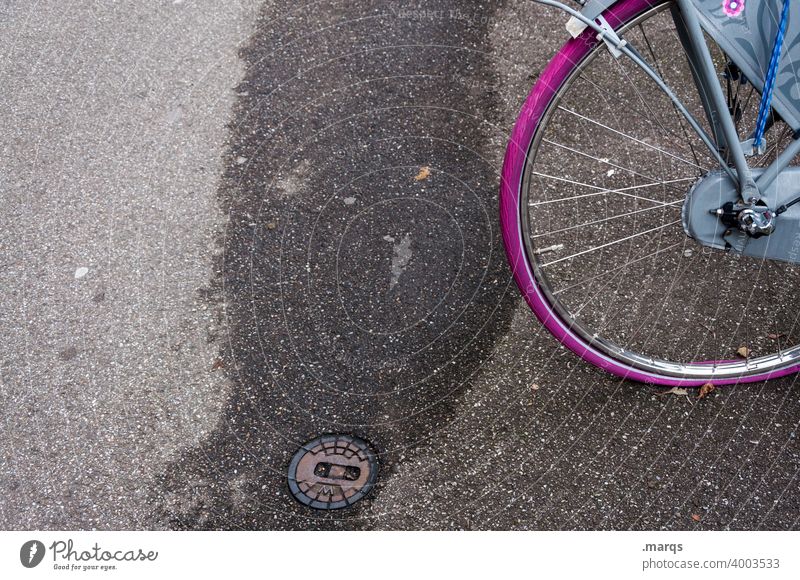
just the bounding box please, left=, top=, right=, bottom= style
left=500, top=0, right=800, bottom=385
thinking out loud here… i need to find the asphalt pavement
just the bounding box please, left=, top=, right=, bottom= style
left=0, top=0, right=260, bottom=528
left=1, top=0, right=798, bottom=531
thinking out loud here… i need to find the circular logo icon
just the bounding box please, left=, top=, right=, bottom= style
left=20, top=540, right=46, bottom=568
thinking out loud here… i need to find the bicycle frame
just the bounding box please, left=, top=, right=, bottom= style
left=530, top=0, right=800, bottom=209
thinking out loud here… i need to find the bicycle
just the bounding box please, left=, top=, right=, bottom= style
left=500, top=0, right=800, bottom=385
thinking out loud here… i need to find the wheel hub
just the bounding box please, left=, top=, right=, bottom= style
left=682, top=167, right=800, bottom=263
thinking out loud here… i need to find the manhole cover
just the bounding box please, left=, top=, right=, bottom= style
left=287, top=434, right=378, bottom=510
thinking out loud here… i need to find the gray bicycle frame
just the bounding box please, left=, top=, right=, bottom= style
left=530, top=0, right=800, bottom=207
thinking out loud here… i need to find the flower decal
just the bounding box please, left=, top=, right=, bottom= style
left=723, top=0, right=745, bottom=17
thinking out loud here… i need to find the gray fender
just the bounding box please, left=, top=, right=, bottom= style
left=566, top=0, right=619, bottom=36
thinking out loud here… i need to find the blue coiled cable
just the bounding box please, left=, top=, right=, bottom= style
left=753, top=0, right=791, bottom=151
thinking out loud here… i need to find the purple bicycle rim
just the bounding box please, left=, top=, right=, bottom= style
left=499, top=0, right=800, bottom=386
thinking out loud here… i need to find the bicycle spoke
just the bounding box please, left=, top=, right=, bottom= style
left=540, top=220, right=681, bottom=268
left=529, top=173, right=695, bottom=206
left=552, top=242, right=684, bottom=296
left=580, top=65, right=709, bottom=171
left=543, top=138, right=689, bottom=189
left=532, top=199, right=682, bottom=239
left=638, top=21, right=706, bottom=170
left=557, top=105, right=710, bottom=172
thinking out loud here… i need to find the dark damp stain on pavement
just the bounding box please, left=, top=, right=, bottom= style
left=154, top=0, right=516, bottom=530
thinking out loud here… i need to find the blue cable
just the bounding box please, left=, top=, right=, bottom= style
left=753, top=0, right=791, bottom=151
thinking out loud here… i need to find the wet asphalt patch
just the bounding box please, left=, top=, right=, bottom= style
left=156, top=0, right=516, bottom=529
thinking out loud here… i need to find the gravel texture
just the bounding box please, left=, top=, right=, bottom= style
left=0, top=0, right=260, bottom=529
left=2, top=0, right=799, bottom=531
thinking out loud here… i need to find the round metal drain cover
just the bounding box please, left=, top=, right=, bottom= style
left=288, top=434, right=378, bottom=510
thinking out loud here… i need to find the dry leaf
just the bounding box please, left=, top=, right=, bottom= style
left=658, top=387, right=690, bottom=397
left=211, top=358, right=225, bottom=370
left=697, top=383, right=715, bottom=400
left=736, top=346, right=751, bottom=358
left=414, top=166, right=431, bottom=181
left=266, top=222, right=277, bottom=230
left=691, top=513, right=702, bottom=522
left=531, top=383, right=540, bottom=391
left=768, top=333, right=785, bottom=340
